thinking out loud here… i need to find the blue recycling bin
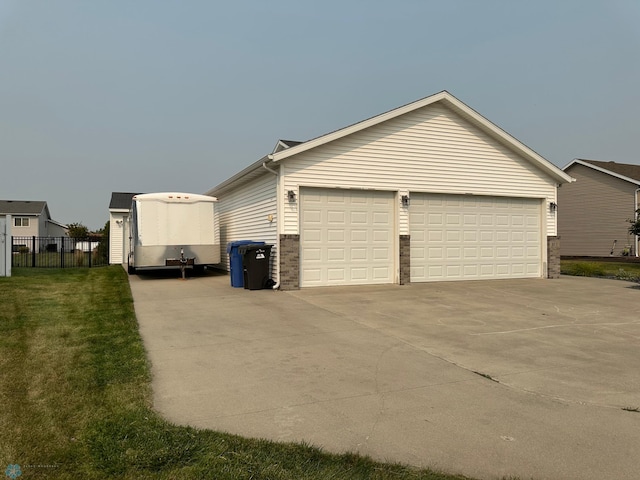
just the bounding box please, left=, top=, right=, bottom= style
left=226, top=240, right=264, bottom=287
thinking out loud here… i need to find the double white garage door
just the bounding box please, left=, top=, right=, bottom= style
left=410, top=193, right=542, bottom=282
left=300, top=188, right=542, bottom=287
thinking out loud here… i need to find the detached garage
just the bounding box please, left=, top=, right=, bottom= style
left=206, top=91, right=573, bottom=290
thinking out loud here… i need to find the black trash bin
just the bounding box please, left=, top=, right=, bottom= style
left=238, top=244, right=273, bottom=290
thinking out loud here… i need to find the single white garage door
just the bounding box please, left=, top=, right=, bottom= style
left=300, top=188, right=394, bottom=287
left=410, top=193, right=542, bottom=282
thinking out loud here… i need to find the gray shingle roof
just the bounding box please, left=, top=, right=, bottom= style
left=109, top=192, right=142, bottom=210
left=0, top=200, right=47, bottom=215
left=578, top=159, right=640, bottom=183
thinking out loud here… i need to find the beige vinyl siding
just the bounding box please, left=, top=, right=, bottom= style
left=215, top=173, right=277, bottom=271
left=109, top=212, right=126, bottom=264
left=282, top=103, right=556, bottom=235
left=559, top=164, right=638, bottom=256
left=11, top=216, right=39, bottom=236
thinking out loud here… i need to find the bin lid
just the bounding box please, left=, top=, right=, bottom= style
left=238, top=243, right=271, bottom=255
left=226, top=240, right=261, bottom=254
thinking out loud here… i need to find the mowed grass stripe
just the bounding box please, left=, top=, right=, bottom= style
left=0, top=267, right=471, bottom=480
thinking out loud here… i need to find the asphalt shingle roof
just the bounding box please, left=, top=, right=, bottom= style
left=0, top=200, right=47, bottom=215
left=109, top=192, right=142, bottom=210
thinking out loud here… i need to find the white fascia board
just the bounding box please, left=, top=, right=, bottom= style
left=47, top=219, right=68, bottom=228
left=564, top=159, right=640, bottom=186
left=269, top=90, right=573, bottom=185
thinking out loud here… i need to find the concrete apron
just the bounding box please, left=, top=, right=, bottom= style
left=129, top=272, right=640, bottom=480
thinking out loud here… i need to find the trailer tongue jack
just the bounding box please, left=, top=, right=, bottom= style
left=165, top=248, right=195, bottom=279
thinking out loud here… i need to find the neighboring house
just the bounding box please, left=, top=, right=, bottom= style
left=206, top=90, right=573, bottom=290
left=559, top=159, right=640, bottom=257
left=0, top=200, right=68, bottom=252
left=108, top=192, right=142, bottom=264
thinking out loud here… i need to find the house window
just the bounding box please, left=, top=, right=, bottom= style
left=14, top=217, right=30, bottom=227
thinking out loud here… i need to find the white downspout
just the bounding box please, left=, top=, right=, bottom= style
left=262, top=161, right=281, bottom=289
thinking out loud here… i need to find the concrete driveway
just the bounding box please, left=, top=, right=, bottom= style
left=129, top=272, right=640, bottom=480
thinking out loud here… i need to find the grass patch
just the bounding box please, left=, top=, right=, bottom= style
left=561, top=260, right=640, bottom=281
left=0, top=267, right=473, bottom=479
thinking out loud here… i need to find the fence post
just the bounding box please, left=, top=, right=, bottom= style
left=88, top=237, right=92, bottom=268
left=31, top=236, right=36, bottom=267
left=60, top=237, right=64, bottom=268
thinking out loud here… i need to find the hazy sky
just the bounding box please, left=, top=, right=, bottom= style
left=1, top=1, right=639, bottom=230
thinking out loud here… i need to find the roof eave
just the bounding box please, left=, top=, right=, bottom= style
left=564, top=159, right=640, bottom=186
left=205, top=155, right=272, bottom=197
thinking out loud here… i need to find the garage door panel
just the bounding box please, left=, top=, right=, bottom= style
left=301, top=188, right=394, bottom=287
left=328, top=211, right=346, bottom=224
left=303, top=210, right=322, bottom=223
left=327, top=269, right=346, bottom=281
left=373, top=247, right=390, bottom=260
left=350, top=230, right=368, bottom=242
left=327, top=248, right=345, bottom=261
left=327, top=229, right=344, bottom=242
left=428, top=213, right=443, bottom=225
left=411, top=193, right=542, bottom=282
left=446, top=230, right=461, bottom=242
left=373, top=229, right=390, bottom=242
left=304, top=229, right=322, bottom=242
left=428, top=231, right=442, bottom=241
left=373, top=267, right=390, bottom=279
left=350, top=211, right=367, bottom=224
left=350, top=268, right=367, bottom=280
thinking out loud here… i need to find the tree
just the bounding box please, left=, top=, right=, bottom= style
left=67, top=222, right=89, bottom=238
left=629, top=209, right=640, bottom=237
left=95, top=220, right=110, bottom=263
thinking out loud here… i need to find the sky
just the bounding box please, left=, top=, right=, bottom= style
left=0, top=1, right=639, bottom=230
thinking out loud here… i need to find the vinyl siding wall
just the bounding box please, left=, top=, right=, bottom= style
left=109, top=211, right=127, bottom=264
left=10, top=215, right=40, bottom=238
left=215, top=173, right=278, bottom=271
left=281, top=103, right=557, bottom=235
left=558, top=164, right=639, bottom=256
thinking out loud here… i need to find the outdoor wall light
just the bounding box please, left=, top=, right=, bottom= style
left=401, top=195, right=410, bottom=207
left=287, top=190, right=296, bottom=202
left=549, top=202, right=558, bottom=212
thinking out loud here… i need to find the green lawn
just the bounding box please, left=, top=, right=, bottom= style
left=0, top=267, right=473, bottom=480
left=561, top=259, right=640, bottom=281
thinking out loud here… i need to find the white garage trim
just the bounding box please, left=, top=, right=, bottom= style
left=300, top=188, right=395, bottom=287
left=410, top=193, right=543, bottom=282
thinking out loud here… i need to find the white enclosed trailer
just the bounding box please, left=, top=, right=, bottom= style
left=127, top=192, right=220, bottom=274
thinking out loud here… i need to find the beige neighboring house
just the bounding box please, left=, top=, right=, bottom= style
left=0, top=200, right=68, bottom=252
left=559, top=159, right=640, bottom=257
left=206, top=90, right=573, bottom=290
left=108, top=192, right=142, bottom=264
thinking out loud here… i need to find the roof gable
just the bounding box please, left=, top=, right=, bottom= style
left=268, top=91, right=572, bottom=184
left=0, top=200, right=47, bottom=216
left=207, top=91, right=573, bottom=196
left=563, top=159, right=640, bottom=186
